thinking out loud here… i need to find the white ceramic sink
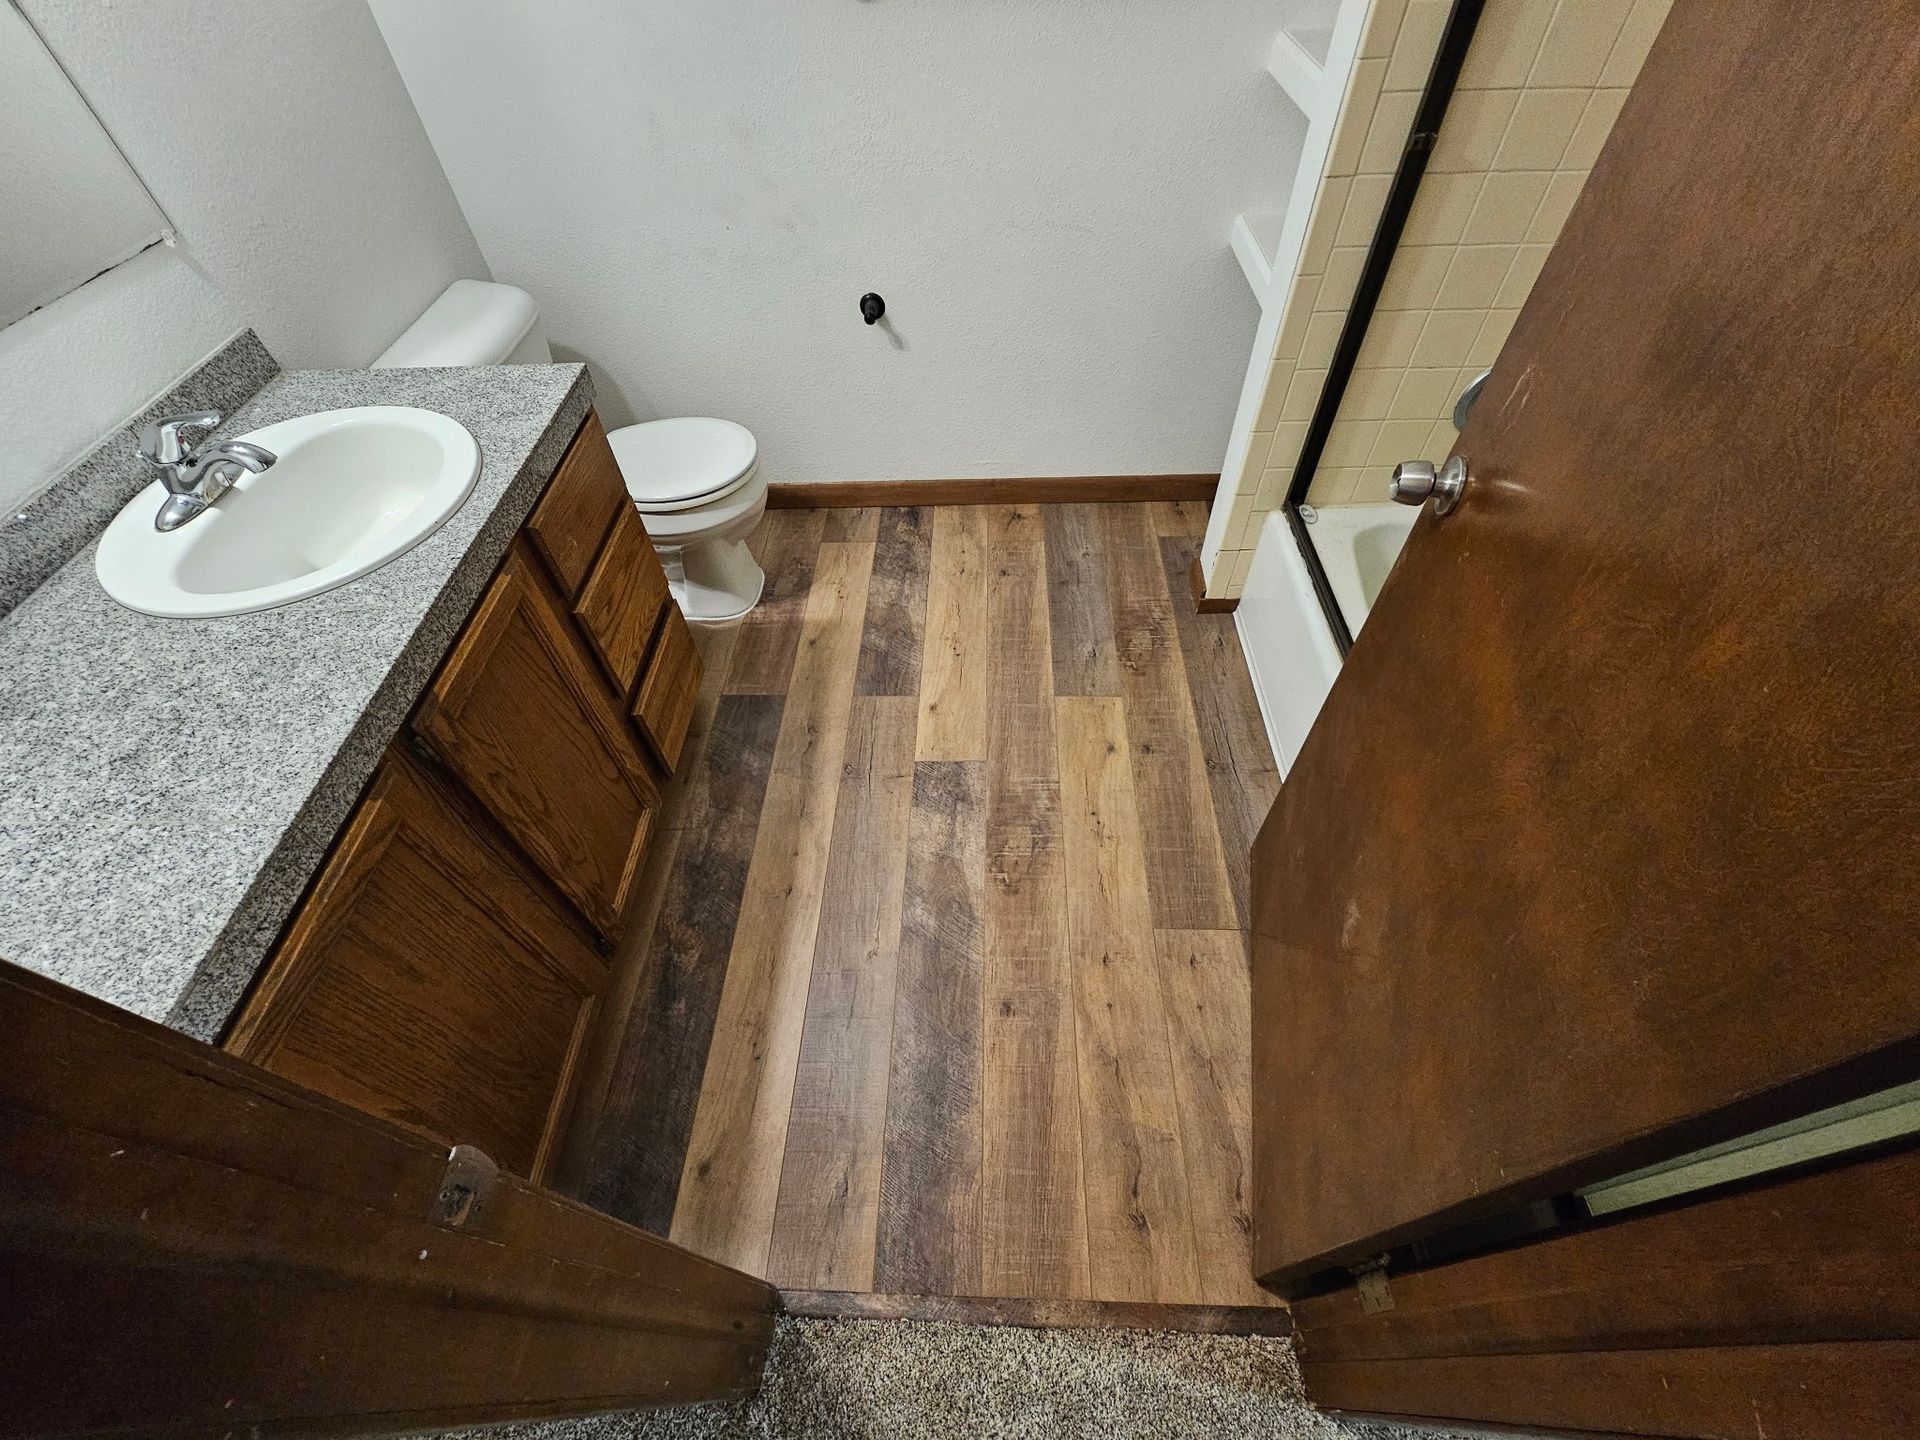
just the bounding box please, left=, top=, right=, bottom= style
left=96, top=406, right=480, bottom=618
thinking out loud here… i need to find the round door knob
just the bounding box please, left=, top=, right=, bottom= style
left=1389, top=460, right=1435, bottom=504
left=1389, top=455, right=1469, bottom=516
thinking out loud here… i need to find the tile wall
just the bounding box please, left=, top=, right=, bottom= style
left=1208, top=0, right=1671, bottom=594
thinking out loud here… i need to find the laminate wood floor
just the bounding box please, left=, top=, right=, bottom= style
left=569, top=501, right=1282, bottom=1307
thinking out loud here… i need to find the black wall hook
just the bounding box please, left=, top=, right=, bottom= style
left=859, top=292, right=886, bottom=325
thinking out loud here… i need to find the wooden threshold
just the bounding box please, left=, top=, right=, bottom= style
left=1188, top=554, right=1238, bottom=614
left=779, top=1289, right=1293, bottom=1337
left=767, top=475, right=1218, bottom=509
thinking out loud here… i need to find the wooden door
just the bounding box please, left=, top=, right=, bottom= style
left=1, top=959, right=775, bottom=1438
left=1251, top=0, right=1920, bottom=1287
left=415, top=541, right=658, bottom=941
left=227, top=750, right=604, bottom=1181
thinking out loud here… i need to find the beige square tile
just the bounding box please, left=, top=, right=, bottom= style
left=1463, top=171, right=1552, bottom=244
left=1254, top=358, right=1297, bottom=430
left=1223, top=547, right=1255, bottom=593
left=1239, top=428, right=1277, bottom=482
left=1496, top=243, right=1553, bottom=307
left=1329, top=59, right=1389, bottom=176
left=1319, top=245, right=1370, bottom=312
left=1256, top=465, right=1295, bottom=510
left=1528, top=0, right=1632, bottom=87
left=1337, top=173, right=1395, bottom=248
left=1271, top=421, right=1312, bottom=470
left=1404, top=171, right=1485, bottom=245
left=1367, top=417, right=1437, bottom=466
left=1356, top=308, right=1428, bottom=368
left=1429, top=89, right=1520, bottom=173
left=1359, top=89, right=1422, bottom=174
left=1223, top=487, right=1257, bottom=547
left=1274, top=273, right=1325, bottom=361
left=1527, top=171, right=1587, bottom=243
left=1457, top=0, right=1556, bottom=89
left=1341, top=367, right=1404, bottom=420
left=1299, top=178, right=1351, bottom=275
left=1322, top=418, right=1383, bottom=468
left=1378, top=244, right=1455, bottom=309
left=1386, top=0, right=1451, bottom=89
left=1411, top=309, right=1486, bottom=368
left=1392, top=367, right=1461, bottom=420
left=1300, top=311, right=1344, bottom=369
left=1563, top=88, right=1631, bottom=169
left=1437, top=244, right=1518, bottom=308
left=1423, top=416, right=1460, bottom=456
left=1466, top=308, right=1520, bottom=367
left=1305, top=467, right=1353, bottom=508
left=1493, top=89, right=1588, bottom=170
left=1599, top=0, right=1672, bottom=87
left=1282, top=367, right=1330, bottom=421
left=1361, top=0, right=1409, bottom=59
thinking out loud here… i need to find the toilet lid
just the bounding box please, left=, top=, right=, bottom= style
left=607, top=418, right=758, bottom=508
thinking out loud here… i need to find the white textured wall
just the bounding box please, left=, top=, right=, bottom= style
left=1, top=0, right=488, bottom=510
left=369, top=0, right=1305, bottom=482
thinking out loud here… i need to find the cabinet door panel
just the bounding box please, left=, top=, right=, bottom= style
left=632, top=607, right=703, bottom=774
left=527, top=412, right=626, bottom=599
left=226, top=752, right=602, bottom=1179
left=415, top=541, right=657, bottom=939
left=576, top=503, right=670, bottom=695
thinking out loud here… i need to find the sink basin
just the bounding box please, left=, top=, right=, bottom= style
left=96, top=406, right=480, bottom=618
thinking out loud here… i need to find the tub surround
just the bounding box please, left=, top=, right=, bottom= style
left=0, top=361, right=592, bottom=1038
left=0, top=329, right=279, bottom=618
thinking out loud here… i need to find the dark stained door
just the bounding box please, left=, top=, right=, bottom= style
left=1, top=960, right=775, bottom=1438
left=1251, top=0, right=1920, bottom=1287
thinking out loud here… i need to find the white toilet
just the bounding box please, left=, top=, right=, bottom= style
left=375, top=279, right=768, bottom=621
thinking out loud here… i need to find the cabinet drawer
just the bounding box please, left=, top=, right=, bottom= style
left=575, top=503, right=670, bottom=695
left=413, top=541, right=657, bottom=940
left=226, top=751, right=602, bottom=1180
left=632, top=607, right=703, bottom=774
left=526, top=412, right=626, bottom=599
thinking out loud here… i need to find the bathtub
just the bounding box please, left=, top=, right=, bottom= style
left=1233, top=502, right=1415, bottom=776
left=1305, top=501, right=1417, bottom=636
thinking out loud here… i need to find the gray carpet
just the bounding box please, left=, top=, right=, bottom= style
left=430, top=1316, right=1520, bottom=1440
left=443, top=1315, right=1360, bottom=1439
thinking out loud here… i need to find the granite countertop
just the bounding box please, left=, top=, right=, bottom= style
left=0, top=363, right=593, bottom=1039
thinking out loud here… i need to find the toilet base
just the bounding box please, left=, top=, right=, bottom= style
left=656, top=534, right=767, bottom=623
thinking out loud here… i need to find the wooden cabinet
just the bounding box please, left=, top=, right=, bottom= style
left=225, top=752, right=602, bottom=1180
left=226, top=408, right=702, bottom=1178
left=414, top=542, right=657, bottom=941
left=526, top=412, right=626, bottom=597
left=633, top=607, right=700, bottom=773
left=576, top=504, right=670, bottom=695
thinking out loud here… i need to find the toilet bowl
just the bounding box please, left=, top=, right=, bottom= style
left=375, top=280, right=766, bottom=621
left=606, top=418, right=767, bottom=623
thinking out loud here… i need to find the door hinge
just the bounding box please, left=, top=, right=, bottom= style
left=430, top=1143, right=500, bottom=1229
left=1352, top=1255, right=1396, bottom=1314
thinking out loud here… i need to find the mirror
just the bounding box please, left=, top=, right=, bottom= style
left=2, top=3, right=169, bottom=327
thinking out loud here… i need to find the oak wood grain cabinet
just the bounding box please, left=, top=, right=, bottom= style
left=226, top=409, right=701, bottom=1181
left=225, top=752, right=602, bottom=1180
left=414, top=542, right=658, bottom=941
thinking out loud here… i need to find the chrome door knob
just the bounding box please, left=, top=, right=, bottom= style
left=1389, top=455, right=1469, bottom=516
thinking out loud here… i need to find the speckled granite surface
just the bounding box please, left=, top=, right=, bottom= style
left=0, top=330, right=280, bottom=618
left=0, top=362, right=592, bottom=1039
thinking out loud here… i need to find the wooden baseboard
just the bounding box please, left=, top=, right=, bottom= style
left=767, top=474, right=1218, bottom=509
left=1189, top=555, right=1239, bottom=614
left=778, top=1289, right=1292, bottom=1337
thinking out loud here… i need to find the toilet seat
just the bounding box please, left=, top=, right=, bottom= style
left=607, top=418, right=758, bottom=513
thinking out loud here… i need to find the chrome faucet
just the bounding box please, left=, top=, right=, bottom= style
left=136, top=411, right=277, bottom=532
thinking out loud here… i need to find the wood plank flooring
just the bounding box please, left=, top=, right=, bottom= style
left=574, top=501, right=1282, bottom=1307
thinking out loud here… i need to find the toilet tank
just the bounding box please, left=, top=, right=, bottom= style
left=372, top=279, right=553, bottom=367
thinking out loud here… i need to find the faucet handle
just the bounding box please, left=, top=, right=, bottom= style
left=138, top=410, right=223, bottom=466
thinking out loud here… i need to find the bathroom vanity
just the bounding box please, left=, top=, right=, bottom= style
left=0, top=359, right=704, bottom=1185
left=224, top=411, right=701, bottom=1180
